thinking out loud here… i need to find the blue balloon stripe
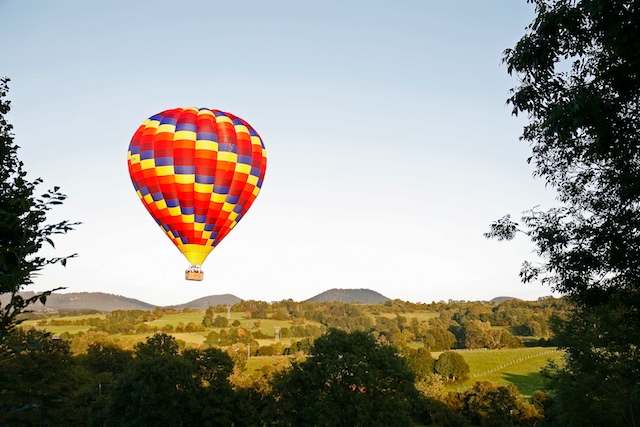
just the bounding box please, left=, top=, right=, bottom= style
left=176, top=123, right=197, bottom=132
left=181, top=206, right=195, bottom=215
left=238, top=155, right=252, bottom=164
left=218, top=142, right=238, bottom=153
left=197, top=131, right=218, bottom=142
left=155, top=157, right=173, bottom=166
left=213, top=186, right=230, bottom=194
left=140, top=150, right=154, bottom=160
left=175, top=165, right=196, bottom=174
left=165, top=198, right=180, bottom=208
left=195, top=174, right=215, bottom=184
left=160, top=116, right=178, bottom=126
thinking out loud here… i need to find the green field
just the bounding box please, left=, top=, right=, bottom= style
left=145, top=311, right=206, bottom=327
left=446, top=347, right=564, bottom=398
left=22, top=313, right=107, bottom=335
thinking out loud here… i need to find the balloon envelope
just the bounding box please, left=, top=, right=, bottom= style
left=127, top=107, right=267, bottom=268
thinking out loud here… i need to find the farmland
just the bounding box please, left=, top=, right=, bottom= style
left=22, top=298, right=565, bottom=399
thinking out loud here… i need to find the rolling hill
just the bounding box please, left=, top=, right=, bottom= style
left=15, top=292, right=156, bottom=312
left=10, top=289, right=522, bottom=312
left=305, top=288, right=390, bottom=304
left=10, top=292, right=242, bottom=312
left=167, top=294, right=242, bottom=309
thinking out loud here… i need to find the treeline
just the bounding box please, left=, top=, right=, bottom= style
left=33, top=297, right=569, bottom=354
left=0, top=328, right=546, bottom=427
left=37, top=308, right=206, bottom=335
left=205, top=296, right=568, bottom=351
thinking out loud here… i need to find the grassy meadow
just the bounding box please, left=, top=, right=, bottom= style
left=445, top=347, right=564, bottom=398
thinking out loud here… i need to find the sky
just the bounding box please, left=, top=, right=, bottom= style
left=0, top=1, right=560, bottom=306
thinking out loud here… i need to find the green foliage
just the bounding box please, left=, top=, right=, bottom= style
left=85, top=342, right=133, bottom=374
left=413, top=396, right=471, bottom=427
left=405, top=347, right=436, bottom=381
left=205, top=327, right=257, bottom=347
left=453, top=381, right=542, bottom=427
left=271, top=329, right=418, bottom=427
left=202, top=315, right=213, bottom=327
left=542, top=301, right=640, bottom=427
left=212, top=314, right=229, bottom=327
left=488, top=1, right=640, bottom=425
left=0, top=328, right=84, bottom=425
left=271, top=309, right=289, bottom=320
left=422, top=326, right=457, bottom=351
left=435, top=351, right=470, bottom=383
left=109, top=333, right=237, bottom=427
left=492, top=0, right=640, bottom=304
left=0, top=77, right=77, bottom=341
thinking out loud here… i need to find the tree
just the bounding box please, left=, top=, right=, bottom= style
left=485, top=1, right=640, bottom=425
left=488, top=0, right=640, bottom=307
left=133, top=332, right=178, bottom=357
left=405, top=347, right=436, bottom=381
left=72, top=343, right=133, bottom=426
left=541, top=304, right=640, bottom=427
left=271, top=329, right=418, bottom=427
left=456, top=381, right=542, bottom=427
left=0, top=328, right=84, bottom=425
left=0, top=77, right=77, bottom=340
left=212, top=314, right=229, bottom=327
left=434, top=351, right=470, bottom=383
left=415, top=373, right=448, bottom=402
left=109, top=333, right=237, bottom=427
left=423, top=326, right=457, bottom=351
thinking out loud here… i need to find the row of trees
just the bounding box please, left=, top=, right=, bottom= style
left=198, top=297, right=567, bottom=351
left=224, top=297, right=566, bottom=336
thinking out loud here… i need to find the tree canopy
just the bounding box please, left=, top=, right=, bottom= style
left=487, top=0, right=640, bottom=306
left=271, top=329, right=418, bottom=427
left=487, top=1, right=640, bottom=425
left=0, top=77, right=77, bottom=340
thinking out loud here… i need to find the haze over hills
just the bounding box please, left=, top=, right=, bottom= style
left=9, top=289, right=525, bottom=312
left=12, top=292, right=242, bottom=312
left=305, top=288, right=390, bottom=304
left=490, top=296, right=516, bottom=303
left=167, top=294, right=242, bottom=309
left=11, top=288, right=394, bottom=312
left=15, top=292, right=157, bottom=312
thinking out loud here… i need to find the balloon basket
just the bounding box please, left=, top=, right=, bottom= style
left=185, top=267, right=204, bottom=281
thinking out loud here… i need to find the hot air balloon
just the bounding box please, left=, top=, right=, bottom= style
left=127, top=107, right=267, bottom=281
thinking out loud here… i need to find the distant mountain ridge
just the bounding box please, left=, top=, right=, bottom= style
left=14, top=292, right=156, bottom=312
left=10, top=292, right=241, bottom=313
left=305, top=288, right=390, bottom=304
left=167, top=294, right=242, bottom=309
left=8, top=289, right=522, bottom=312
left=490, top=296, right=516, bottom=303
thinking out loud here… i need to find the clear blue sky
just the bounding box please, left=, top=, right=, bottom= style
left=0, top=1, right=558, bottom=306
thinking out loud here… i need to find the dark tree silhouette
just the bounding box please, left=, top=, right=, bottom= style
left=486, top=1, right=640, bottom=425
left=0, top=77, right=78, bottom=341
left=271, top=329, right=417, bottom=427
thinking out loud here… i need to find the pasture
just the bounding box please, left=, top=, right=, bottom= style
left=448, top=347, right=564, bottom=398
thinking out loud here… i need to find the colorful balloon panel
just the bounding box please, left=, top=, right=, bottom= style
left=127, top=107, right=267, bottom=266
